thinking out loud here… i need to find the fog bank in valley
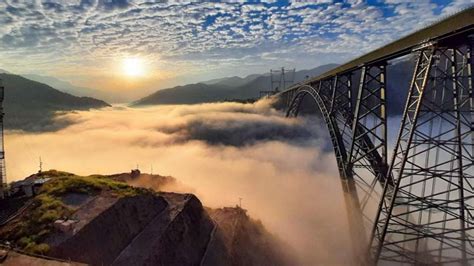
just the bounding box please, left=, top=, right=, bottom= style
left=6, top=99, right=354, bottom=264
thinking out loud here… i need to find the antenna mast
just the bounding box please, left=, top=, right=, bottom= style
left=0, top=79, right=5, bottom=198
left=39, top=157, right=43, bottom=173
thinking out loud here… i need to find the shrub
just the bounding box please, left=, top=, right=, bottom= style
left=29, top=243, right=50, bottom=255
left=38, top=209, right=60, bottom=224
left=1, top=170, right=153, bottom=254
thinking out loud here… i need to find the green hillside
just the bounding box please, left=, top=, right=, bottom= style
left=0, top=73, right=110, bottom=131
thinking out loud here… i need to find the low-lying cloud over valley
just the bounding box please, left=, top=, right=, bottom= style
left=6, top=99, right=353, bottom=264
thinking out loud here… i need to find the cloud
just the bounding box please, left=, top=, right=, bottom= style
left=43, top=98, right=329, bottom=147
left=98, top=0, right=130, bottom=10
left=0, top=0, right=471, bottom=89
left=5, top=99, right=354, bottom=264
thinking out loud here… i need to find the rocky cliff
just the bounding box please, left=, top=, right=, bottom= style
left=203, top=207, right=294, bottom=266
left=0, top=170, right=295, bottom=266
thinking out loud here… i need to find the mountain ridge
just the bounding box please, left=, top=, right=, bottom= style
left=0, top=73, right=110, bottom=131
left=22, top=74, right=131, bottom=104
left=133, top=64, right=339, bottom=106
left=133, top=60, right=413, bottom=116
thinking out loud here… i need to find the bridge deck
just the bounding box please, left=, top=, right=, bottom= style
left=284, top=7, right=474, bottom=91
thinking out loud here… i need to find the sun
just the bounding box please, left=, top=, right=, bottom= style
left=122, top=57, right=146, bottom=77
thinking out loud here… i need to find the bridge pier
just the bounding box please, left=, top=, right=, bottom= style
left=340, top=177, right=370, bottom=266
left=372, top=42, right=474, bottom=264
left=284, top=74, right=387, bottom=264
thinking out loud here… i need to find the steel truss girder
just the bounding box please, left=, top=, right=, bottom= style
left=286, top=73, right=389, bottom=183
left=371, top=42, right=474, bottom=264
left=330, top=74, right=353, bottom=175
left=286, top=67, right=391, bottom=262
left=286, top=82, right=370, bottom=264
left=348, top=64, right=388, bottom=184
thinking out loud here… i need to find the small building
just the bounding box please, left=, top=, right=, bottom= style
left=10, top=177, right=50, bottom=197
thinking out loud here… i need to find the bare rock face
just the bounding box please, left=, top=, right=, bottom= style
left=46, top=193, right=294, bottom=266
left=204, top=207, right=295, bottom=266
left=112, top=193, right=214, bottom=266
left=47, top=192, right=215, bottom=266
left=48, top=194, right=168, bottom=265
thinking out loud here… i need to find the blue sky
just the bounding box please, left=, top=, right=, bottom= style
left=0, top=0, right=471, bottom=95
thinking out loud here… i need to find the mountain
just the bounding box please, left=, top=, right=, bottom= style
left=133, top=64, right=339, bottom=106
left=22, top=74, right=129, bottom=103
left=0, top=170, right=294, bottom=265
left=202, top=76, right=248, bottom=86
left=135, top=83, right=236, bottom=105
left=202, top=73, right=264, bottom=87
left=133, top=61, right=414, bottom=116
left=23, top=74, right=102, bottom=98
left=0, top=73, right=110, bottom=131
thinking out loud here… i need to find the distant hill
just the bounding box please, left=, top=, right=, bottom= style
left=133, top=64, right=338, bottom=106
left=0, top=73, right=110, bottom=131
left=23, top=74, right=129, bottom=103
left=134, top=60, right=415, bottom=116
left=202, top=73, right=264, bottom=87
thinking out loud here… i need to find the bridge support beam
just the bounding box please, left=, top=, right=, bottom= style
left=371, top=42, right=474, bottom=264
left=285, top=77, right=380, bottom=265
left=330, top=74, right=353, bottom=179
left=348, top=63, right=388, bottom=184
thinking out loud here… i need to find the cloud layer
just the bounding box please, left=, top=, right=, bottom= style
left=6, top=100, right=353, bottom=264
left=0, top=1, right=471, bottom=89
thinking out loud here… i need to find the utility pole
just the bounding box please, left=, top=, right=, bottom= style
left=260, top=67, right=296, bottom=98
left=238, top=197, right=242, bottom=208
left=271, top=67, right=295, bottom=92
left=38, top=157, right=43, bottom=173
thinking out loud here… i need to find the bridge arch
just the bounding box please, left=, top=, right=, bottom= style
left=285, top=84, right=373, bottom=264
left=285, top=84, right=350, bottom=179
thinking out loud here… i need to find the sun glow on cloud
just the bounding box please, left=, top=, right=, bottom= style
left=122, top=57, right=146, bottom=77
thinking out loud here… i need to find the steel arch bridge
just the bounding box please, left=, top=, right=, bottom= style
left=278, top=7, right=474, bottom=265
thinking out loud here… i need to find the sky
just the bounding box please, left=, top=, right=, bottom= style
left=0, top=0, right=471, bottom=96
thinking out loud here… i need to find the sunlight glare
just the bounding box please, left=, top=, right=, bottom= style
left=122, top=57, right=145, bottom=77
